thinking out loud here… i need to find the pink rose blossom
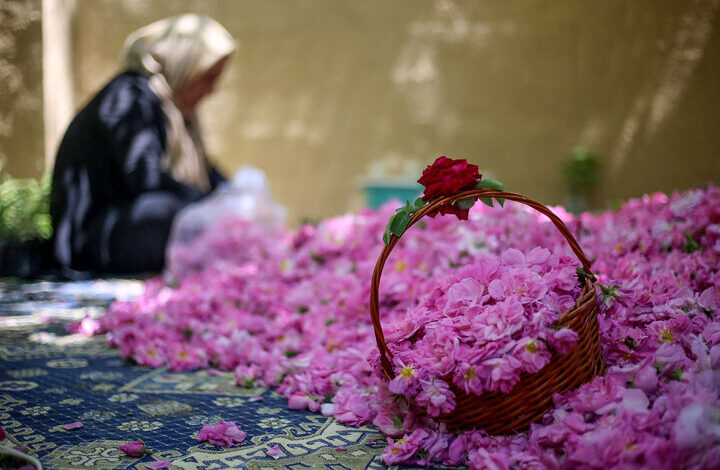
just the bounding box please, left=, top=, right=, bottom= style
left=549, top=328, right=579, bottom=354
left=467, top=447, right=511, bottom=470
left=332, top=388, right=374, bottom=426
left=196, top=420, right=246, bottom=447
left=673, top=402, right=720, bottom=450
left=119, top=441, right=146, bottom=457
left=513, top=338, right=551, bottom=373
left=371, top=389, right=417, bottom=437
left=67, top=315, right=101, bottom=336
left=415, top=378, right=456, bottom=417
left=444, top=278, right=488, bottom=314
left=288, top=393, right=321, bottom=412
left=380, top=428, right=429, bottom=465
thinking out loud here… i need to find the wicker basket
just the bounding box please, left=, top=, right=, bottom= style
left=369, top=189, right=606, bottom=434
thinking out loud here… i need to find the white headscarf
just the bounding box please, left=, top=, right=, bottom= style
left=122, top=14, right=235, bottom=191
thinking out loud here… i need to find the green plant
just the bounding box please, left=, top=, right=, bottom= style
left=562, top=147, right=600, bottom=196
left=0, top=168, right=52, bottom=242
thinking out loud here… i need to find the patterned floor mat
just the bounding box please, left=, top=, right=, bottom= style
left=0, top=279, right=442, bottom=470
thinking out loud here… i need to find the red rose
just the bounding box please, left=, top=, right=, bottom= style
left=418, top=157, right=480, bottom=200
left=434, top=203, right=471, bottom=220
left=417, top=156, right=481, bottom=218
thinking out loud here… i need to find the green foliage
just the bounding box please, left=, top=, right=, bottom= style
left=476, top=177, right=505, bottom=207
left=383, top=197, right=426, bottom=245
left=0, top=169, right=52, bottom=242
left=682, top=231, right=700, bottom=253
left=576, top=267, right=594, bottom=286
left=598, top=282, right=620, bottom=299
left=562, top=147, right=600, bottom=195
left=455, top=197, right=476, bottom=210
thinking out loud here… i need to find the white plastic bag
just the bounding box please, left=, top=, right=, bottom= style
left=165, top=166, right=286, bottom=278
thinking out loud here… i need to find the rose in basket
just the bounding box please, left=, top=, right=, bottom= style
left=370, top=156, right=604, bottom=435
left=381, top=248, right=582, bottom=416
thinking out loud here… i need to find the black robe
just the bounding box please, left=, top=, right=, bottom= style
left=50, top=71, right=224, bottom=276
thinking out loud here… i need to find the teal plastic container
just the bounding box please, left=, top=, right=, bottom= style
left=362, top=181, right=423, bottom=209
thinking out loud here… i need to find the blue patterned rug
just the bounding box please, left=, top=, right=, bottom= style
left=0, top=279, right=447, bottom=470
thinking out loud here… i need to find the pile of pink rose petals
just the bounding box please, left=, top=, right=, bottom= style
left=379, top=248, right=582, bottom=417
left=98, top=184, right=720, bottom=468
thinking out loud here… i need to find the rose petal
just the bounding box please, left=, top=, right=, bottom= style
left=119, top=440, right=146, bottom=457
left=63, top=421, right=83, bottom=430
left=148, top=460, right=172, bottom=469
left=267, top=444, right=280, bottom=459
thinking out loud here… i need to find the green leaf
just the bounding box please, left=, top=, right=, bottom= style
left=576, top=267, right=593, bottom=286
left=562, top=147, right=600, bottom=195
left=476, top=177, right=505, bottom=191
left=682, top=232, right=700, bottom=253
left=599, top=283, right=619, bottom=299
left=396, top=200, right=414, bottom=213
left=389, top=211, right=411, bottom=236
left=0, top=173, right=52, bottom=242
left=387, top=213, right=399, bottom=232
left=455, top=197, right=476, bottom=210
left=477, top=177, right=505, bottom=207
left=383, top=198, right=427, bottom=245
left=480, top=197, right=494, bottom=207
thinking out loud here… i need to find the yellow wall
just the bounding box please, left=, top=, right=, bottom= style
left=3, top=0, right=720, bottom=225
left=0, top=0, right=44, bottom=177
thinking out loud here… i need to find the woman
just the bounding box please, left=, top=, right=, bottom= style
left=50, top=14, right=235, bottom=276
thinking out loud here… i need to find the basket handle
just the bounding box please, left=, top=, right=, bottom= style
left=369, top=189, right=595, bottom=380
